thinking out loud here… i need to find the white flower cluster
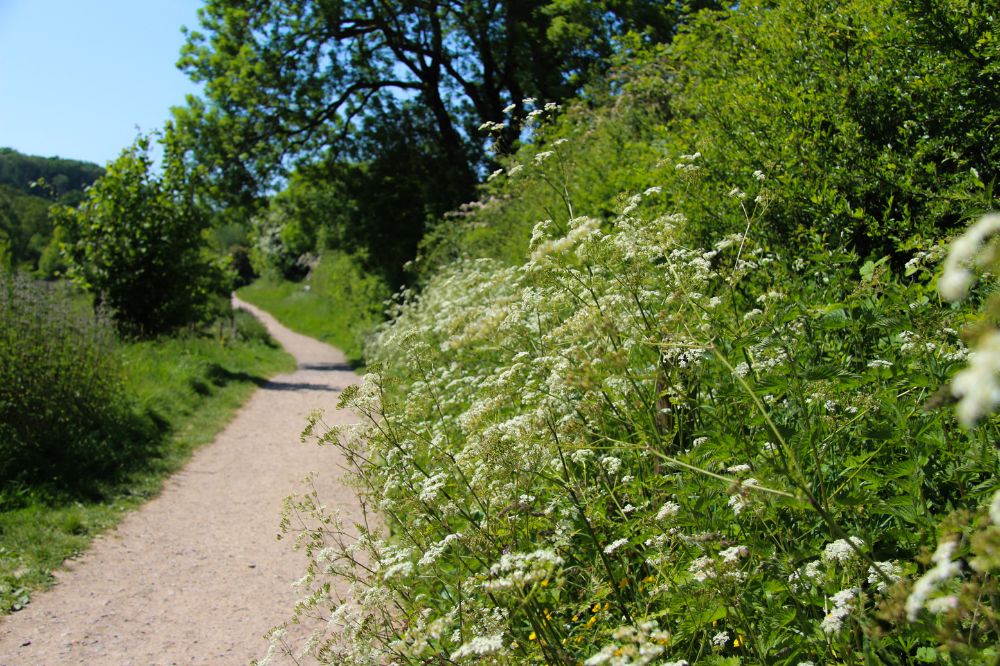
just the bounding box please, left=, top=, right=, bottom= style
left=866, top=560, right=901, bottom=593
left=584, top=621, right=680, bottom=666
left=822, top=537, right=865, bottom=564
left=450, top=633, right=504, bottom=660
left=483, top=549, right=564, bottom=591
left=820, top=588, right=858, bottom=634
left=905, top=539, right=962, bottom=621
left=939, top=214, right=1000, bottom=302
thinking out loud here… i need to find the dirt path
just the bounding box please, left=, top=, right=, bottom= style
left=0, top=297, right=365, bottom=665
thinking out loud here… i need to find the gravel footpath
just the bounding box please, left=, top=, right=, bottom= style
left=0, top=297, right=365, bottom=665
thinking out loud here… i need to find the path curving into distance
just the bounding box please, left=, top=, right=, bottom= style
left=0, top=296, right=365, bottom=665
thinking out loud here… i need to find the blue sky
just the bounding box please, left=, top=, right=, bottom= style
left=0, top=0, right=204, bottom=166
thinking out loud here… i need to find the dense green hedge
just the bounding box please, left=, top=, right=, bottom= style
left=420, top=0, right=1000, bottom=274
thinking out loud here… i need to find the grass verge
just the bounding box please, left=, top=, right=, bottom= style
left=0, top=310, right=295, bottom=613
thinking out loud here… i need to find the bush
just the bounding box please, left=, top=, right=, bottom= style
left=0, top=273, right=151, bottom=493
left=422, top=0, right=1000, bottom=275
left=662, top=0, right=1000, bottom=256
left=57, top=135, right=225, bottom=336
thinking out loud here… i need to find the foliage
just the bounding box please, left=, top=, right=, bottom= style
left=276, top=181, right=1000, bottom=663
left=0, top=273, right=149, bottom=491
left=239, top=250, right=389, bottom=366
left=0, top=148, right=104, bottom=275
left=57, top=135, right=227, bottom=336
left=417, top=67, right=672, bottom=276
left=176, top=0, right=719, bottom=184
left=424, top=0, right=1000, bottom=277
left=662, top=0, right=1000, bottom=256
left=0, top=147, right=104, bottom=201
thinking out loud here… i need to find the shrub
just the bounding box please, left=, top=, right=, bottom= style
left=0, top=273, right=151, bottom=493
left=422, top=0, right=1000, bottom=275
left=57, top=135, right=225, bottom=336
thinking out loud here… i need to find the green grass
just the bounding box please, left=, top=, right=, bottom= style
left=238, top=250, right=390, bottom=366
left=0, top=311, right=295, bottom=613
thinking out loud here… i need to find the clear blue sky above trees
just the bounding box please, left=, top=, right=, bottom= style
left=0, top=0, right=203, bottom=165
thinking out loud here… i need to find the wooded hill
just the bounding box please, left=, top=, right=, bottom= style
left=0, top=148, right=103, bottom=276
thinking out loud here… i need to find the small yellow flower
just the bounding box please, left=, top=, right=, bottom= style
left=572, top=614, right=579, bottom=622
left=586, top=615, right=597, bottom=629
left=541, top=579, right=549, bottom=587
left=734, top=635, right=745, bottom=648
left=529, top=631, right=537, bottom=641
left=591, top=603, right=601, bottom=613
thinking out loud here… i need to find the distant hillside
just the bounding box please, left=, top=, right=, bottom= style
left=0, top=147, right=104, bottom=201
left=0, top=148, right=104, bottom=275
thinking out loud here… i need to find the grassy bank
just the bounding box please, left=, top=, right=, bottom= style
left=0, top=309, right=294, bottom=613
left=238, top=250, right=389, bottom=366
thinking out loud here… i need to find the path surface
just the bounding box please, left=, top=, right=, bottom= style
left=0, top=297, right=365, bottom=665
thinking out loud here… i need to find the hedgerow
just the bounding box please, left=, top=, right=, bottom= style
left=419, top=0, right=1000, bottom=276
left=272, top=174, right=1000, bottom=662
left=266, top=1, right=1000, bottom=663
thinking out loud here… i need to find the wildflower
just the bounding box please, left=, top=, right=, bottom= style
left=752, top=170, right=766, bottom=181
left=502, top=103, right=516, bottom=114
left=719, top=545, right=748, bottom=563
left=821, top=587, right=857, bottom=633
left=906, top=539, right=962, bottom=621
left=605, top=538, right=629, bottom=555
left=522, top=97, right=536, bottom=105
left=507, top=164, right=524, bottom=176
left=689, top=556, right=714, bottom=582
left=601, top=455, right=622, bottom=475
left=728, top=478, right=758, bottom=515
left=656, top=501, right=680, bottom=520
left=867, top=359, right=893, bottom=368
left=711, top=631, right=730, bottom=648
left=926, top=595, right=959, bottom=614
left=485, top=549, right=564, bottom=591
left=822, top=537, right=865, bottom=564
left=867, top=561, right=901, bottom=593
left=534, top=150, right=554, bottom=164
left=487, top=168, right=504, bottom=181
left=450, top=634, right=505, bottom=659
left=726, top=464, right=751, bottom=474
left=939, top=213, right=1000, bottom=301
left=950, top=330, right=1000, bottom=427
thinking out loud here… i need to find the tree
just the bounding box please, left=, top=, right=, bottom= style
left=58, top=135, right=224, bottom=335
left=175, top=0, right=720, bottom=195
